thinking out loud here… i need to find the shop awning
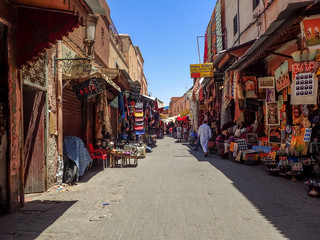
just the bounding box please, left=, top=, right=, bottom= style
left=156, top=98, right=165, bottom=109
left=228, top=1, right=313, bottom=71
left=179, top=109, right=190, bottom=118
left=141, top=94, right=156, bottom=102
left=160, top=113, right=169, bottom=119
left=12, top=0, right=95, bottom=66
left=101, top=68, right=131, bottom=91
left=177, top=116, right=188, bottom=122
left=213, top=40, right=255, bottom=71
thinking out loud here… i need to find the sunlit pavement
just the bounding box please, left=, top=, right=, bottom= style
left=1, top=136, right=320, bottom=240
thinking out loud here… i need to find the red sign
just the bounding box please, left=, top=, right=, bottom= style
left=72, top=78, right=103, bottom=101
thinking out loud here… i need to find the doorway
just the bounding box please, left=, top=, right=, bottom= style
left=0, top=22, right=8, bottom=213
left=23, top=88, right=46, bottom=193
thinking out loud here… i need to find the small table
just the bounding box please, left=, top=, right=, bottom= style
left=123, top=154, right=138, bottom=167
left=110, top=152, right=124, bottom=168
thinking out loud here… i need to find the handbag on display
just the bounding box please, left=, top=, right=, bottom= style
left=135, top=102, right=143, bottom=109
left=135, top=121, right=144, bottom=126
left=135, top=117, right=144, bottom=122
left=134, top=125, right=144, bottom=131
left=134, top=112, right=143, bottom=117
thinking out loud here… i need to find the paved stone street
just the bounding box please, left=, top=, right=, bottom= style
left=1, top=136, right=320, bottom=240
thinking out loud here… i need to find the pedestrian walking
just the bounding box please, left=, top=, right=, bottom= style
left=198, top=120, right=212, bottom=157
left=183, top=124, right=188, bottom=142
left=176, top=124, right=182, bottom=142
left=169, top=126, right=173, bottom=138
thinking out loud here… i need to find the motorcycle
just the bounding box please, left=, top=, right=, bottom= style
left=63, top=136, right=92, bottom=184
left=63, top=154, right=78, bottom=184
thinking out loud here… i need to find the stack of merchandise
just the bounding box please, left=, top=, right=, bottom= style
left=134, top=101, right=145, bottom=135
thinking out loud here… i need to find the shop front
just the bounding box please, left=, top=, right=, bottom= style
left=213, top=2, right=320, bottom=196
left=0, top=0, right=97, bottom=212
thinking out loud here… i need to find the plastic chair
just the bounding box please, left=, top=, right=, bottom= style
left=88, top=143, right=108, bottom=169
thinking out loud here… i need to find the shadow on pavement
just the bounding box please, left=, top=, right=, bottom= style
left=0, top=200, right=77, bottom=239
left=186, top=144, right=320, bottom=240
left=78, top=162, right=106, bottom=183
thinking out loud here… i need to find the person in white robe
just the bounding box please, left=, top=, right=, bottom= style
left=198, top=120, right=212, bottom=157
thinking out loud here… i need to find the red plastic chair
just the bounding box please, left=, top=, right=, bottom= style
left=88, top=143, right=108, bottom=169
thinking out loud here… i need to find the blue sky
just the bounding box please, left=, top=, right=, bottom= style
left=107, top=0, right=217, bottom=106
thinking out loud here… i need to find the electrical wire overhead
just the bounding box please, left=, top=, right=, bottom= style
left=152, top=73, right=188, bottom=93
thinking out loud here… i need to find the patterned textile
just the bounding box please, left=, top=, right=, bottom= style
left=118, top=92, right=125, bottom=122
left=63, top=136, right=92, bottom=177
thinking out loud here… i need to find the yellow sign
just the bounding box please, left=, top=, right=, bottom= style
left=160, top=113, right=169, bottom=119
left=190, top=63, right=213, bottom=78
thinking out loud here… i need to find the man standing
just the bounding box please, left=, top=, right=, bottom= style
left=176, top=124, right=182, bottom=142
left=198, top=120, right=212, bottom=157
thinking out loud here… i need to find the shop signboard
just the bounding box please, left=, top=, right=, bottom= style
left=291, top=72, right=318, bottom=105
left=275, top=60, right=290, bottom=92
left=266, top=101, right=280, bottom=126
left=266, top=88, right=275, bottom=102
left=190, top=63, right=213, bottom=78
left=268, top=127, right=281, bottom=144
left=72, top=77, right=102, bottom=101
left=301, top=14, right=320, bottom=47
left=291, top=61, right=320, bottom=80
left=258, top=77, right=275, bottom=89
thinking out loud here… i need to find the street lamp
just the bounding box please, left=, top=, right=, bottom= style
left=85, top=14, right=99, bottom=57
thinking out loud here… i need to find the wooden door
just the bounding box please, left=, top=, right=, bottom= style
left=23, top=90, right=45, bottom=193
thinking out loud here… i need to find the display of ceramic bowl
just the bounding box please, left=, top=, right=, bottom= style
left=291, top=49, right=319, bottom=62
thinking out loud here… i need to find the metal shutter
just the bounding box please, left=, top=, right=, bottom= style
left=63, top=88, right=83, bottom=139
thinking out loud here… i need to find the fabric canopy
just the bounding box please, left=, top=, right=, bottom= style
left=179, top=109, right=190, bottom=118
left=17, top=8, right=80, bottom=67
left=177, top=116, right=188, bottom=121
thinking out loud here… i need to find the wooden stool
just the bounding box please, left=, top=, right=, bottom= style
left=123, top=155, right=138, bottom=167
left=110, top=152, right=124, bottom=168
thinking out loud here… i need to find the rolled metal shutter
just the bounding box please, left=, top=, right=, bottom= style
left=110, top=106, right=117, bottom=139
left=63, top=88, right=83, bottom=139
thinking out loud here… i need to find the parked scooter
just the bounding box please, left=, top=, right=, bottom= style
left=63, top=154, right=78, bottom=184
left=63, top=136, right=92, bottom=184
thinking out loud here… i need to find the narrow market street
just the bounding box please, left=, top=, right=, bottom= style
left=1, top=136, right=320, bottom=240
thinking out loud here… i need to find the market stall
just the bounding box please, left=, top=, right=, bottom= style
left=216, top=12, right=320, bottom=197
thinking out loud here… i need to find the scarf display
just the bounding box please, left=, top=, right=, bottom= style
left=134, top=101, right=145, bottom=133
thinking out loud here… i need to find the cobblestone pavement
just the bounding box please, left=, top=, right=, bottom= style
left=1, top=136, right=320, bottom=240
